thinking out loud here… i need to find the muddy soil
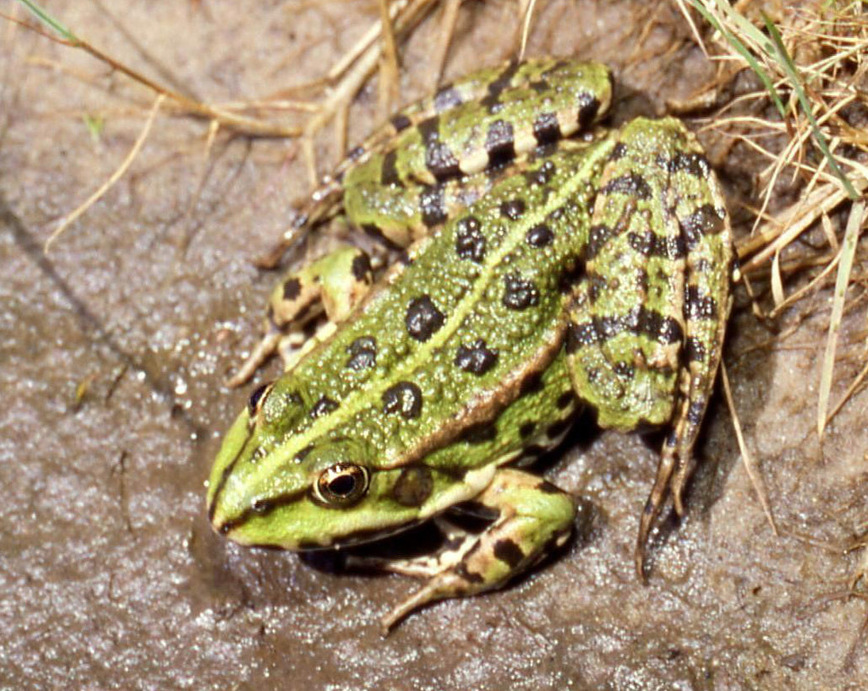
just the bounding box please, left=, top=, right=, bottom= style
left=1, top=1, right=866, bottom=689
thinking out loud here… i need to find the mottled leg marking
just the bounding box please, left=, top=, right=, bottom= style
left=228, top=245, right=373, bottom=387
left=347, top=518, right=478, bottom=580
left=379, top=468, right=576, bottom=633
left=564, top=118, right=732, bottom=579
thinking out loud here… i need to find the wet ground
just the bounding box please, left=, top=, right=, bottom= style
left=2, top=1, right=867, bottom=689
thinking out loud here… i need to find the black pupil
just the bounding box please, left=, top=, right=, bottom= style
left=328, top=474, right=357, bottom=497
left=248, top=383, right=270, bottom=413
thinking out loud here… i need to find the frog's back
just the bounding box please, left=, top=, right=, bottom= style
left=277, top=140, right=614, bottom=472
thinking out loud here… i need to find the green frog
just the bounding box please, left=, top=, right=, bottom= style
left=206, top=58, right=733, bottom=631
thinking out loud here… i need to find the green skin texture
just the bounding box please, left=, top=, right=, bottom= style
left=207, top=58, right=732, bottom=630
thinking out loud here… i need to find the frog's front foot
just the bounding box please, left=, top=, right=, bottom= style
left=227, top=245, right=374, bottom=387
left=373, top=469, right=576, bottom=633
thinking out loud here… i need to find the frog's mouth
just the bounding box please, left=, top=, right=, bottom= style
left=206, top=409, right=257, bottom=527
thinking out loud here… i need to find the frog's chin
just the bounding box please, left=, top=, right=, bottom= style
left=224, top=513, right=425, bottom=552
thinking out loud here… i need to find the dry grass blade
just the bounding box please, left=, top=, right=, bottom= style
left=685, top=0, right=787, bottom=117
left=518, top=0, right=540, bottom=61
left=721, top=362, right=779, bottom=537
left=13, top=0, right=300, bottom=138
left=825, top=358, right=868, bottom=431
left=738, top=182, right=865, bottom=272
left=44, top=94, right=166, bottom=253
left=427, top=0, right=461, bottom=88
left=817, top=200, right=866, bottom=438
left=377, top=0, right=401, bottom=117
left=761, top=13, right=858, bottom=200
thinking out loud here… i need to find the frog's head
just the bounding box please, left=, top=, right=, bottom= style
left=206, top=376, right=447, bottom=550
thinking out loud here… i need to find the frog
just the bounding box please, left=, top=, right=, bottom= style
left=206, top=57, right=733, bottom=631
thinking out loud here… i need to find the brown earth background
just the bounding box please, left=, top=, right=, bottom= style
left=1, top=1, right=867, bottom=689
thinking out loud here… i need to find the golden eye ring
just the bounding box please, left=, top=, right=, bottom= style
left=314, top=463, right=369, bottom=507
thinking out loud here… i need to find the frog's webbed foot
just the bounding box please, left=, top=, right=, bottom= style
left=227, top=245, right=373, bottom=387
left=371, top=469, right=576, bottom=633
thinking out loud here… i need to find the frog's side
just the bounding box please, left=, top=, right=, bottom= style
left=207, top=58, right=733, bottom=631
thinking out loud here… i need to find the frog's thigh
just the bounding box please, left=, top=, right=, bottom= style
left=380, top=468, right=576, bottom=632
left=228, top=246, right=373, bottom=387
left=566, top=117, right=731, bottom=576
left=344, top=171, right=493, bottom=248
left=564, top=125, right=691, bottom=432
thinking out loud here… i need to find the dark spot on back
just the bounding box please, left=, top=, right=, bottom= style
left=419, top=185, right=448, bottom=227
left=382, top=381, right=423, bottom=420
left=406, top=295, right=445, bottom=341
left=455, top=339, right=499, bottom=375
left=529, top=78, right=549, bottom=94
left=502, top=272, right=540, bottom=310
left=524, top=159, right=557, bottom=187
left=294, top=444, right=315, bottom=463
left=346, top=336, right=377, bottom=370
left=519, top=421, right=536, bottom=439
left=613, top=361, right=635, bottom=379
left=558, top=257, right=585, bottom=293
left=526, top=223, right=554, bottom=248
left=500, top=199, right=526, bottom=220
left=455, top=216, right=486, bottom=263
left=587, top=274, right=608, bottom=303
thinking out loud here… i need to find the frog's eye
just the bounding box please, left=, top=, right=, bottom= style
left=314, top=462, right=369, bottom=507
left=247, top=382, right=273, bottom=416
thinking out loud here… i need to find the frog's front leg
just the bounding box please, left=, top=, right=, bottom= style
left=228, top=246, right=373, bottom=387
left=564, top=117, right=732, bottom=578
left=376, top=468, right=576, bottom=632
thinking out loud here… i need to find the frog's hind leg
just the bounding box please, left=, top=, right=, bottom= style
left=228, top=245, right=374, bottom=387
left=564, top=117, right=732, bottom=579
left=374, top=468, right=576, bottom=633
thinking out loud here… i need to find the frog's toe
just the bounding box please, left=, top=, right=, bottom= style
left=226, top=328, right=283, bottom=388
